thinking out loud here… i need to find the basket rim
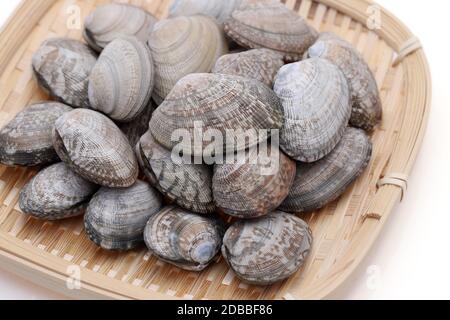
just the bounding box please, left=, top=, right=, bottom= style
left=0, top=0, right=432, bottom=300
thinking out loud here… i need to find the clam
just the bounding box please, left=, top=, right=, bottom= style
left=136, top=131, right=215, bottom=214
left=280, top=128, right=372, bottom=213
left=53, top=109, right=138, bottom=188
left=144, top=206, right=224, bottom=271
left=0, top=102, right=72, bottom=167
left=83, top=3, right=157, bottom=52
left=148, top=15, right=228, bottom=104
left=84, top=180, right=163, bottom=251
left=307, top=32, right=382, bottom=131
left=222, top=211, right=312, bottom=285
left=212, top=48, right=285, bottom=87
left=88, top=37, right=154, bottom=122
left=32, top=38, right=97, bottom=108
left=274, top=57, right=352, bottom=163
left=169, top=0, right=242, bottom=25
left=149, top=73, right=284, bottom=157
left=224, top=0, right=318, bottom=62
left=213, top=145, right=296, bottom=219
left=120, top=102, right=155, bottom=148
left=19, top=163, right=98, bottom=220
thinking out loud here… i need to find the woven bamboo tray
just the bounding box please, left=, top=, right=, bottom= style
left=0, top=0, right=430, bottom=300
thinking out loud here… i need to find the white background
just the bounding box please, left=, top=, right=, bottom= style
left=0, top=0, right=449, bottom=300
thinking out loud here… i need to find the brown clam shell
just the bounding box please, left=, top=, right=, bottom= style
left=222, top=211, right=313, bottom=285
left=213, top=145, right=296, bottom=219
left=307, top=32, right=382, bottom=131
left=212, top=48, right=284, bottom=87
left=224, top=0, right=318, bottom=62
left=149, top=73, right=284, bottom=158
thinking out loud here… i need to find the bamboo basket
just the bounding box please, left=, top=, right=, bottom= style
left=0, top=0, right=431, bottom=300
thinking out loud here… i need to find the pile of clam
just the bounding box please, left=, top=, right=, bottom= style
left=0, top=0, right=381, bottom=286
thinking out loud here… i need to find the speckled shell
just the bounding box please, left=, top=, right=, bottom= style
left=169, top=0, right=242, bottom=25
left=149, top=73, right=284, bottom=157
left=224, top=0, right=318, bottom=62
left=83, top=4, right=157, bottom=52
left=136, top=131, right=215, bottom=214
left=280, top=128, right=372, bottom=213
left=19, top=163, right=98, bottom=220
left=0, top=102, right=72, bottom=167
left=32, top=38, right=97, bottom=108
left=144, top=206, right=224, bottom=271
left=119, top=102, right=155, bottom=148
left=307, top=33, right=382, bottom=131
left=148, top=15, right=228, bottom=104
left=53, top=109, right=138, bottom=188
left=212, top=48, right=284, bottom=87
left=84, top=180, right=163, bottom=251
left=213, top=146, right=296, bottom=219
left=88, top=37, right=154, bottom=122
left=274, top=57, right=352, bottom=163
left=222, top=211, right=312, bottom=285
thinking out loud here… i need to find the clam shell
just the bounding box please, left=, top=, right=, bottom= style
left=0, top=102, right=72, bottom=167
left=280, top=127, right=372, bottom=213
left=169, top=0, right=242, bottom=25
left=120, top=101, right=155, bottom=148
left=274, top=57, right=352, bottom=163
left=32, top=38, right=97, bottom=108
left=224, top=0, right=318, bottom=62
left=19, top=163, right=98, bottom=220
left=213, top=145, right=296, bottom=219
left=222, top=211, right=312, bottom=285
left=307, top=33, right=382, bottom=131
left=148, top=15, right=228, bottom=104
left=136, top=131, right=215, bottom=214
left=144, top=206, right=224, bottom=271
left=84, top=180, right=163, bottom=251
left=83, top=4, right=157, bottom=52
left=149, top=73, right=284, bottom=157
left=53, top=109, right=138, bottom=188
left=212, top=48, right=284, bottom=87
left=88, top=37, right=154, bottom=122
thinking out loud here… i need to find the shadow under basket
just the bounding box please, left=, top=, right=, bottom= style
left=0, top=0, right=431, bottom=300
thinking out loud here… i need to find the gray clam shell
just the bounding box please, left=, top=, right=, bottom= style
left=53, top=109, right=138, bottom=188
left=0, top=102, right=72, bottom=167
left=280, top=127, right=372, bottom=213
left=32, top=38, right=97, bottom=108
left=144, top=206, right=224, bottom=271
left=149, top=73, right=284, bottom=157
left=212, top=48, right=284, bottom=87
left=84, top=180, right=163, bottom=251
left=83, top=3, right=157, bottom=52
left=169, top=0, right=243, bottom=25
left=213, top=145, right=296, bottom=219
left=19, top=162, right=98, bottom=220
left=222, top=211, right=312, bottom=285
left=148, top=15, right=228, bottom=104
left=307, top=33, right=382, bottom=131
left=274, top=57, right=352, bottom=163
left=224, top=0, right=318, bottom=62
left=136, top=131, right=215, bottom=214
left=88, top=37, right=154, bottom=122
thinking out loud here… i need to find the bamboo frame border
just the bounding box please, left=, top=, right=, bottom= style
left=0, top=0, right=431, bottom=300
